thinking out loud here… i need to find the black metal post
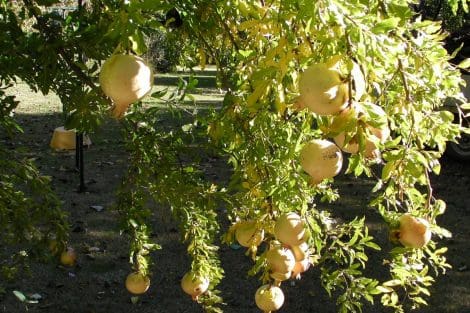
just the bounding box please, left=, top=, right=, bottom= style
left=77, top=133, right=86, bottom=192
left=76, top=0, right=86, bottom=193
left=75, top=133, right=80, bottom=170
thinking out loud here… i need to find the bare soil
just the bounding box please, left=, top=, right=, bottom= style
left=1, top=92, right=469, bottom=313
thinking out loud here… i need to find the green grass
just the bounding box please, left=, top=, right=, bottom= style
left=8, top=83, right=63, bottom=115
left=9, top=66, right=224, bottom=116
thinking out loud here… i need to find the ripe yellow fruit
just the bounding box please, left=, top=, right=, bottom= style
left=266, top=244, right=296, bottom=276
left=99, top=54, right=153, bottom=118
left=332, top=102, right=390, bottom=158
left=299, top=63, right=348, bottom=115
left=255, top=284, right=285, bottom=312
left=300, top=139, right=343, bottom=184
left=398, top=214, right=432, bottom=248
left=289, top=243, right=311, bottom=279
left=327, top=104, right=359, bottom=134
left=290, top=242, right=310, bottom=261
left=291, top=257, right=311, bottom=280
left=274, top=212, right=307, bottom=246
left=333, top=131, right=360, bottom=153
left=270, top=271, right=292, bottom=282
left=125, top=272, right=150, bottom=295
left=181, top=271, right=210, bottom=300
left=235, top=221, right=264, bottom=247
left=60, top=247, right=77, bottom=267
left=363, top=125, right=390, bottom=158
left=334, top=124, right=390, bottom=157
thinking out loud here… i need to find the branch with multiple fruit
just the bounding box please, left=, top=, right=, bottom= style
left=1, top=0, right=469, bottom=312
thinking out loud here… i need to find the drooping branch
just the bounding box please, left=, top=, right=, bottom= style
left=22, top=0, right=99, bottom=93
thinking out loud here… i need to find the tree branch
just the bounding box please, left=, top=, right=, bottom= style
left=22, top=0, right=98, bottom=92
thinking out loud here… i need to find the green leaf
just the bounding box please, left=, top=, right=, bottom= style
left=371, top=18, right=401, bottom=34
left=376, top=286, right=393, bottom=293
left=383, top=279, right=402, bottom=287
left=439, top=111, right=455, bottom=123
left=182, top=124, right=193, bottom=132
left=13, top=290, right=26, bottom=302
left=151, top=88, right=168, bottom=98
left=131, top=296, right=140, bottom=304
left=413, top=296, right=428, bottom=305
left=129, top=0, right=166, bottom=10
left=129, top=219, right=138, bottom=228
left=458, top=58, right=470, bottom=70
left=381, top=161, right=397, bottom=181
left=238, top=50, right=255, bottom=58
left=364, top=241, right=381, bottom=250
left=129, top=31, right=147, bottom=55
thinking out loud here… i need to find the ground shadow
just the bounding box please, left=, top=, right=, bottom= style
left=1, top=109, right=469, bottom=313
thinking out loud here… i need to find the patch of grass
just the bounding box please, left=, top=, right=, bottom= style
left=9, top=67, right=224, bottom=118
left=8, top=82, right=63, bottom=115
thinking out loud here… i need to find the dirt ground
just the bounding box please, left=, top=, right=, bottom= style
left=1, top=96, right=469, bottom=313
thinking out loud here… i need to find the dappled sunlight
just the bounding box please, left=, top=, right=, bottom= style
left=2, top=1, right=469, bottom=311
left=7, top=82, right=63, bottom=115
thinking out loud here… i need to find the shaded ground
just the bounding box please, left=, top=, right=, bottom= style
left=1, top=77, right=469, bottom=313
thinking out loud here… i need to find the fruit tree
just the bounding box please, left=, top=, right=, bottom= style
left=1, top=0, right=469, bottom=312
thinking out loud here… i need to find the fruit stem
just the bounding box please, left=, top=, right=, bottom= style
left=111, top=103, right=130, bottom=119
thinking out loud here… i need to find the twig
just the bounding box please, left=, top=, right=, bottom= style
left=345, top=32, right=354, bottom=106
left=424, top=169, right=433, bottom=210
left=398, top=59, right=411, bottom=102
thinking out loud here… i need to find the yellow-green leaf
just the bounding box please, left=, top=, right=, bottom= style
left=371, top=18, right=401, bottom=34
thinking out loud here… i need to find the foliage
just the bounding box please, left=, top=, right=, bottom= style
left=0, top=144, right=69, bottom=282
left=0, top=105, right=68, bottom=287
left=180, top=0, right=468, bottom=312
left=415, top=0, right=469, bottom=32
left=114, top=79, right=224, bottom=310
left=145, top=28, right=185, bottom=73
left=0, top=40, right=68, bottom=287
left=1, top=0, right=469, bottom=312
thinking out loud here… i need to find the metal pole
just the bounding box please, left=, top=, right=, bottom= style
left=75, top=132, right=80, bottom=170
left=77, top=133, right=86, bottom=192
left=76, top=0, right=86, bottom=193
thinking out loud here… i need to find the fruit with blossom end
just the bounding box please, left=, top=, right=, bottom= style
left=300, top=139, right=343, bottom=184
left=266, top=244, right=296, bottom=278
left=274, top=213, right=307, bottom=247
left=60, top=247, right=77, bottom=267
left=255, top=284, right=285, bottom=312
left=291, top=257, right=311, bottom=280
left=397, top=214, right=432, bottom=248
left=181, top=271, right=210, bottom=300
left=125, top=272, right=150, bottom=295
left=99, top=54, right=153, bottom=118
left=290, top=242, right=310, bottom=261
left=235, top=220, right=264, bottom=248
left=298, top=63, right=348, bottom=115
